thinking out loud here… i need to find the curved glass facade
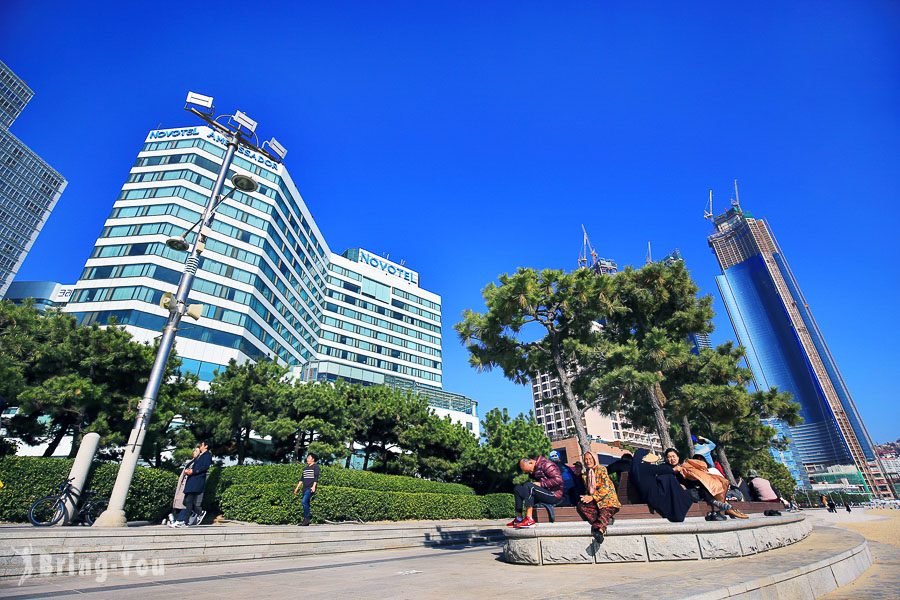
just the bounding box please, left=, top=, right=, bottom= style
left=61, top=125, right=472, bottom=432
left=709, top=205, right=892, bottom=496
left=65, top=126, right=329, bottom=374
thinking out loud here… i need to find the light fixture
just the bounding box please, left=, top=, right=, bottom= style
left=165, top=236, right=190, bottom=252
left=233, top=110, right=257, bottom=134
left=231, top=173, right=258, bottom=193
left=185, top=91, right=214, bottom=109
left=267, top=137, right=288, bottom=160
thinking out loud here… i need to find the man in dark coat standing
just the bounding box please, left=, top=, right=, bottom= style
left=170, top=441, right=212, bottom=528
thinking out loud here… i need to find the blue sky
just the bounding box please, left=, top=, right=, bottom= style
left=2, top=2, right=899, bottom=442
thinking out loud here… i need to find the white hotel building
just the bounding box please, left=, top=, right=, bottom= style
left=63, top=125, right=478, bottom=434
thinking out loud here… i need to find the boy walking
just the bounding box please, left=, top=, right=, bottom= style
left=293, top=453, right=320, bottom=526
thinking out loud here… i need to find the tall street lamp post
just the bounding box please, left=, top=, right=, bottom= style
left=93, top=92, right=287, bottom=527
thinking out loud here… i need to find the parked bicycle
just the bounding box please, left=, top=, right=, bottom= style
left=29, top=478, right=108, bottom=526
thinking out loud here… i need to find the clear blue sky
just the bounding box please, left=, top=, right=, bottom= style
left=3, top=2, right=898, bottom=442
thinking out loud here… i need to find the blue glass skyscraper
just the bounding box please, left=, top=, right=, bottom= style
left=708, top=200, right=893, bottom=497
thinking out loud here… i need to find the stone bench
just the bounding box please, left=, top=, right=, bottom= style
left=533, top=501, right=783, bottom=522
left=505, top=513, right=811, bottom=565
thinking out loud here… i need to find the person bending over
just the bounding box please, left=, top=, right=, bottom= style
left=746, top=469, right=790, bottom=509
left=576, top=452, right=621, bottom=542
left=507, top=456, right=564, bottom=529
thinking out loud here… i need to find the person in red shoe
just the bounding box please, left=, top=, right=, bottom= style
left=507, top=455, right=564, bottom=528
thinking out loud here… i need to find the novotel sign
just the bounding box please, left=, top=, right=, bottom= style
left=147, top=127, right=200, bottom=140
left=145, top=127, right=280, bottom=171
left=357, top=249, right=418, bottom=285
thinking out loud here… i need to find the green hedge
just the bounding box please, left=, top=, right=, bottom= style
left=481, top=493, right=515, bottom=519
left=220, top=483, right=511, bottom=524
left=0, top=456, right=177, bottom=523
left=0, top=457, right=511, bottom=526
left=213, top=464, right=474, bottom=506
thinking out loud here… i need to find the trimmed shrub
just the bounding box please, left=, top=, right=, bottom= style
left=220, top=483, right=493, bottom=525
left=480, top=493, right=515, bottom=519
left=212, top=464, right=474, bottom=511
left=0, top=456, right=177, bottom=523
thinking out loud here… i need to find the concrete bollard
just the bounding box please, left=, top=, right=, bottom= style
left=59, top=432, right=100, bottom=525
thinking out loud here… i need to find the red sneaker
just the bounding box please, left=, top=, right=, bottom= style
left=514, top=517, right=536, bottom=528
left=506, top=518, right=522, bottom=527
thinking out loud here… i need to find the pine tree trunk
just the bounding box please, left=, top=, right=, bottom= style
left=362, top=449, right=370, bottom=470
left=716, top=445, right=737, bottom=486
left=681, top=414, right=694, bottom=455
left=66, top=422, right=84, bottom=459
left=43, top=419, right=70, bottom=457
left=552, top=354, right=591, bottom=456
left=238, top=428, right=250, bottom=465
left=647, top=382, right=673, bottom=450
left=293, top=430, right=305, bottom=463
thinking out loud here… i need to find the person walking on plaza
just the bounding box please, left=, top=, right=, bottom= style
left=507, top=455, right=564, bottom=529
left=169, top=441, right=212, bottom=528
left=576, top=451, right=621, bottom=542
left=844, top=500, right=852, bottom=513
left=168, top=447, right=201, bottom=525
left=293, top=453, right=320, bottom=526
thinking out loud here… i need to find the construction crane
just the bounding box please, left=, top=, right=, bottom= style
left=578, top=225, right=599, bottom=269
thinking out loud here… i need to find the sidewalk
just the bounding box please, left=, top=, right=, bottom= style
left=0, top=523, right=868, bottom=600
left=816, top=509, right=900, bottom=600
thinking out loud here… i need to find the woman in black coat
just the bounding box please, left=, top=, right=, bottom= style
left=171, top=441, right=212, bottom=527
left=629, top=448, right=694, bottom=522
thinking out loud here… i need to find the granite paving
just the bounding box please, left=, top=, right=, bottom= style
left=0, top=524, right=866, bottom=600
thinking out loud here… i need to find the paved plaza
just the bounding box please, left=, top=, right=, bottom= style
left=0, top=508, right=894, bottom=599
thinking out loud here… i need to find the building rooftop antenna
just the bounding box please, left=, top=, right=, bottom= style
left=704, top=189, right=714, bottom=221
left=578, top=224, right=599, bottom=269
left=646, top=241, right=653, bottom=264
left=732, top=179, right=741, bottom=208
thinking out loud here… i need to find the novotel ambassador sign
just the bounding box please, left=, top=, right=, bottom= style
left=146, top=127, right=280, bottom=171
left=356, top=249, right=419, bottom=285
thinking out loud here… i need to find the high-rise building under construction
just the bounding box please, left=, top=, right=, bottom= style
left=707, top=196, right=893, bottom=498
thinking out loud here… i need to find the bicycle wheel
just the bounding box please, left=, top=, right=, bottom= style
left=29, top=496, right=69, bottom=526
left=80, top=498, right=107, bottom=526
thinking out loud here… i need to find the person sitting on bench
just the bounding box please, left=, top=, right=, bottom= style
left=576, top=451, right=621, bottom=542
left=747, top=470, right=790, bottom=508
left=667, top=449, right=748, bottom=520
left=507, top=455, right=564, bottom=529
left=629, top=448, right=694, bottom=522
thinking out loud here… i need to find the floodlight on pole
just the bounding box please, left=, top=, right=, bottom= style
left=185, top=91, right=214, bottom=110
left=92, top=92, right=284, bottom=528
left=232, top=110, right=257, bottom=134
left=266, top=137, right=288, bottom=161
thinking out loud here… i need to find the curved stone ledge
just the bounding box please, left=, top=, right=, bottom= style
left=504, top=514, right=812, bottom=565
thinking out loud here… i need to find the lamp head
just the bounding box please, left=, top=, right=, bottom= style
left=165, top=236, right=190, bottom=252
left=231, top=174, right=258, bottom=193
left=185, top=91, right=214, bottom=109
